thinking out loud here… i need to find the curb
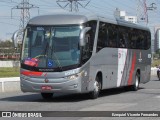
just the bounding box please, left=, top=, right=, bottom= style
left=0, top=77, right=20, bottom=92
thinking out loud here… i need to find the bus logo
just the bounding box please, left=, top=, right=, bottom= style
left=44, top=78, right=49, bottom=83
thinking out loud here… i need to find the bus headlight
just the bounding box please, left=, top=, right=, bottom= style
left=66, top=74, right=79, bottom=80
left=65, top=71, right=87, bottom=80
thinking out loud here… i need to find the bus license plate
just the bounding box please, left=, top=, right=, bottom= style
left=41, top=86, right=52, bottom=90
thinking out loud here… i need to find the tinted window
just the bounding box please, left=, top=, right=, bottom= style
left=118, top=26, right=128, bottom=48
left=96, top=21, right=151, bottom=51
left=82, top=21, right=97, bottom=63
left=128, top=28, right=151, bottom=50
left=97, top=22, right=118, bottom=52
left=97, top=22, right=107, bottom=52
left=107, top=24, right=118, bottom=48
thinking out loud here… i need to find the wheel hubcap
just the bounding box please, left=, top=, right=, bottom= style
left=135, top=76, right=139, bottom=88
left=94, top=81, right=99, bottom=92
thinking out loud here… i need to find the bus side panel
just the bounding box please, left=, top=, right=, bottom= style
left=90, top=48, right=118, bottom=89
left=120, top=49, right=151, bottom=87
left=117, top=48, right=128, bottom=87
left=80, top=62, right=91, bottom=93
left=119, top=49, right=136, bottom=86
left=137, top=49, right=151, bottom=84
left=89, top=48, right=151, bottom=90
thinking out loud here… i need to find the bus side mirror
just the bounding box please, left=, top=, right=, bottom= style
left=12, top=29, right=24, bottom=48
left=80, top=27, right=91, bottom=46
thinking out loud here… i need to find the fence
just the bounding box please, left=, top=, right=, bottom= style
left=0, top=61, right=20, bottom=67
left=151, top=67, right=157, bottom=76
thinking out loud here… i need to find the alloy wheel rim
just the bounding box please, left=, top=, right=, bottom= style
left=94, top=81, right=99, bottom=92
left=135, top=76, right=139, bottom=88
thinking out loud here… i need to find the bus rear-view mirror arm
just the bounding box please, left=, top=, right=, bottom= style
left=12, top=29, right=24, bottom=48
left=80, top=27, right=91, bottom=46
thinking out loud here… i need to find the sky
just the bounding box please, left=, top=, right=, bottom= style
left=0, top=0, right=160, bottom=40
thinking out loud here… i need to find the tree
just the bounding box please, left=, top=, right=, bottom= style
left=0, top=40, right=17, bottom=60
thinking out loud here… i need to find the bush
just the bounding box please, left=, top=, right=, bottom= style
left=152, top=59, right=160, bottom=67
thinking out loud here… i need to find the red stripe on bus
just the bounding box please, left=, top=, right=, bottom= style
left=21, top=71, right=43, bottom=76
left=128, top=52, right=136, bottom=85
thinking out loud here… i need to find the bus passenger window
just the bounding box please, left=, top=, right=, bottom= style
left=118, top=26, right=127, bottom=48
left=146, top=31, right=151, bottom=49
left=107, top=24, right=118, bottom=48
left=97, top=22, right=107, bottom=52
left=109, top=40, right=113, bottom=47
left=82, top=21, right=97, bottom=63
left=120, top=39, right=125, bottom=48
left=128, top=29, right=137, bottom=49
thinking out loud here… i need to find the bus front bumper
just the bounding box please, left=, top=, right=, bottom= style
left=20, top=76, right=82, bottom=93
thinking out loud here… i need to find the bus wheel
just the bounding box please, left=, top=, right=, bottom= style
left=41, top=93, right=53, bottom=100
left=89, top=76, right=101, bottom=99
left=131, top=73, right=140, bottom=91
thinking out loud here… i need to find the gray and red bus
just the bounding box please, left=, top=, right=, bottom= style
left=13, top=12, right=151, bottom=99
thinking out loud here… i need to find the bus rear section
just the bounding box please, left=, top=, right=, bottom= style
left=89, top=20, right=151, bottom=92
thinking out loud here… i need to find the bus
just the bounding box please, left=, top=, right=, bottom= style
left=13, top=12, right=151, bottom=99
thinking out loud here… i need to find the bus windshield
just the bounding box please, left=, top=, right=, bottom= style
left=21, top=26, right=81, bottom=70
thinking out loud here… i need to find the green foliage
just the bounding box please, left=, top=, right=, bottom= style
left=152, top=59, right=160, bottom=67
left=0, top=40, right=13, bottom=47
left=153, top=54, right=159, bottom=59
left=155, top=49, right=160, bottom=59
left=0, top=40, right=15, bottom=54
left=0, top=67, right=20, bottom=78
left=0, top=40, right=20, bottom=60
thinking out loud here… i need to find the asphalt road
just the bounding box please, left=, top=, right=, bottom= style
left=0, top=76, right=160, bottom=120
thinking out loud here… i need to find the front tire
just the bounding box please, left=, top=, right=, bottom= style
left=89, top=76, right=101, bottom=99
left=130, top=73, right=140, bottom=91
left=41, top=93, right=53, bottom=100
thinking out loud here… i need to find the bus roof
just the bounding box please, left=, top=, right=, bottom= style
left=28, top=12, right=150, bottom=31
left=28, top=12, right=98, bottom=25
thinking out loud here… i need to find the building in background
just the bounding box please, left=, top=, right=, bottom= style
left=114, top=9, right=138, bottom=23
left=154, top=25, right=160, bottom=52
left=114, top=9, right=157, bottom=53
